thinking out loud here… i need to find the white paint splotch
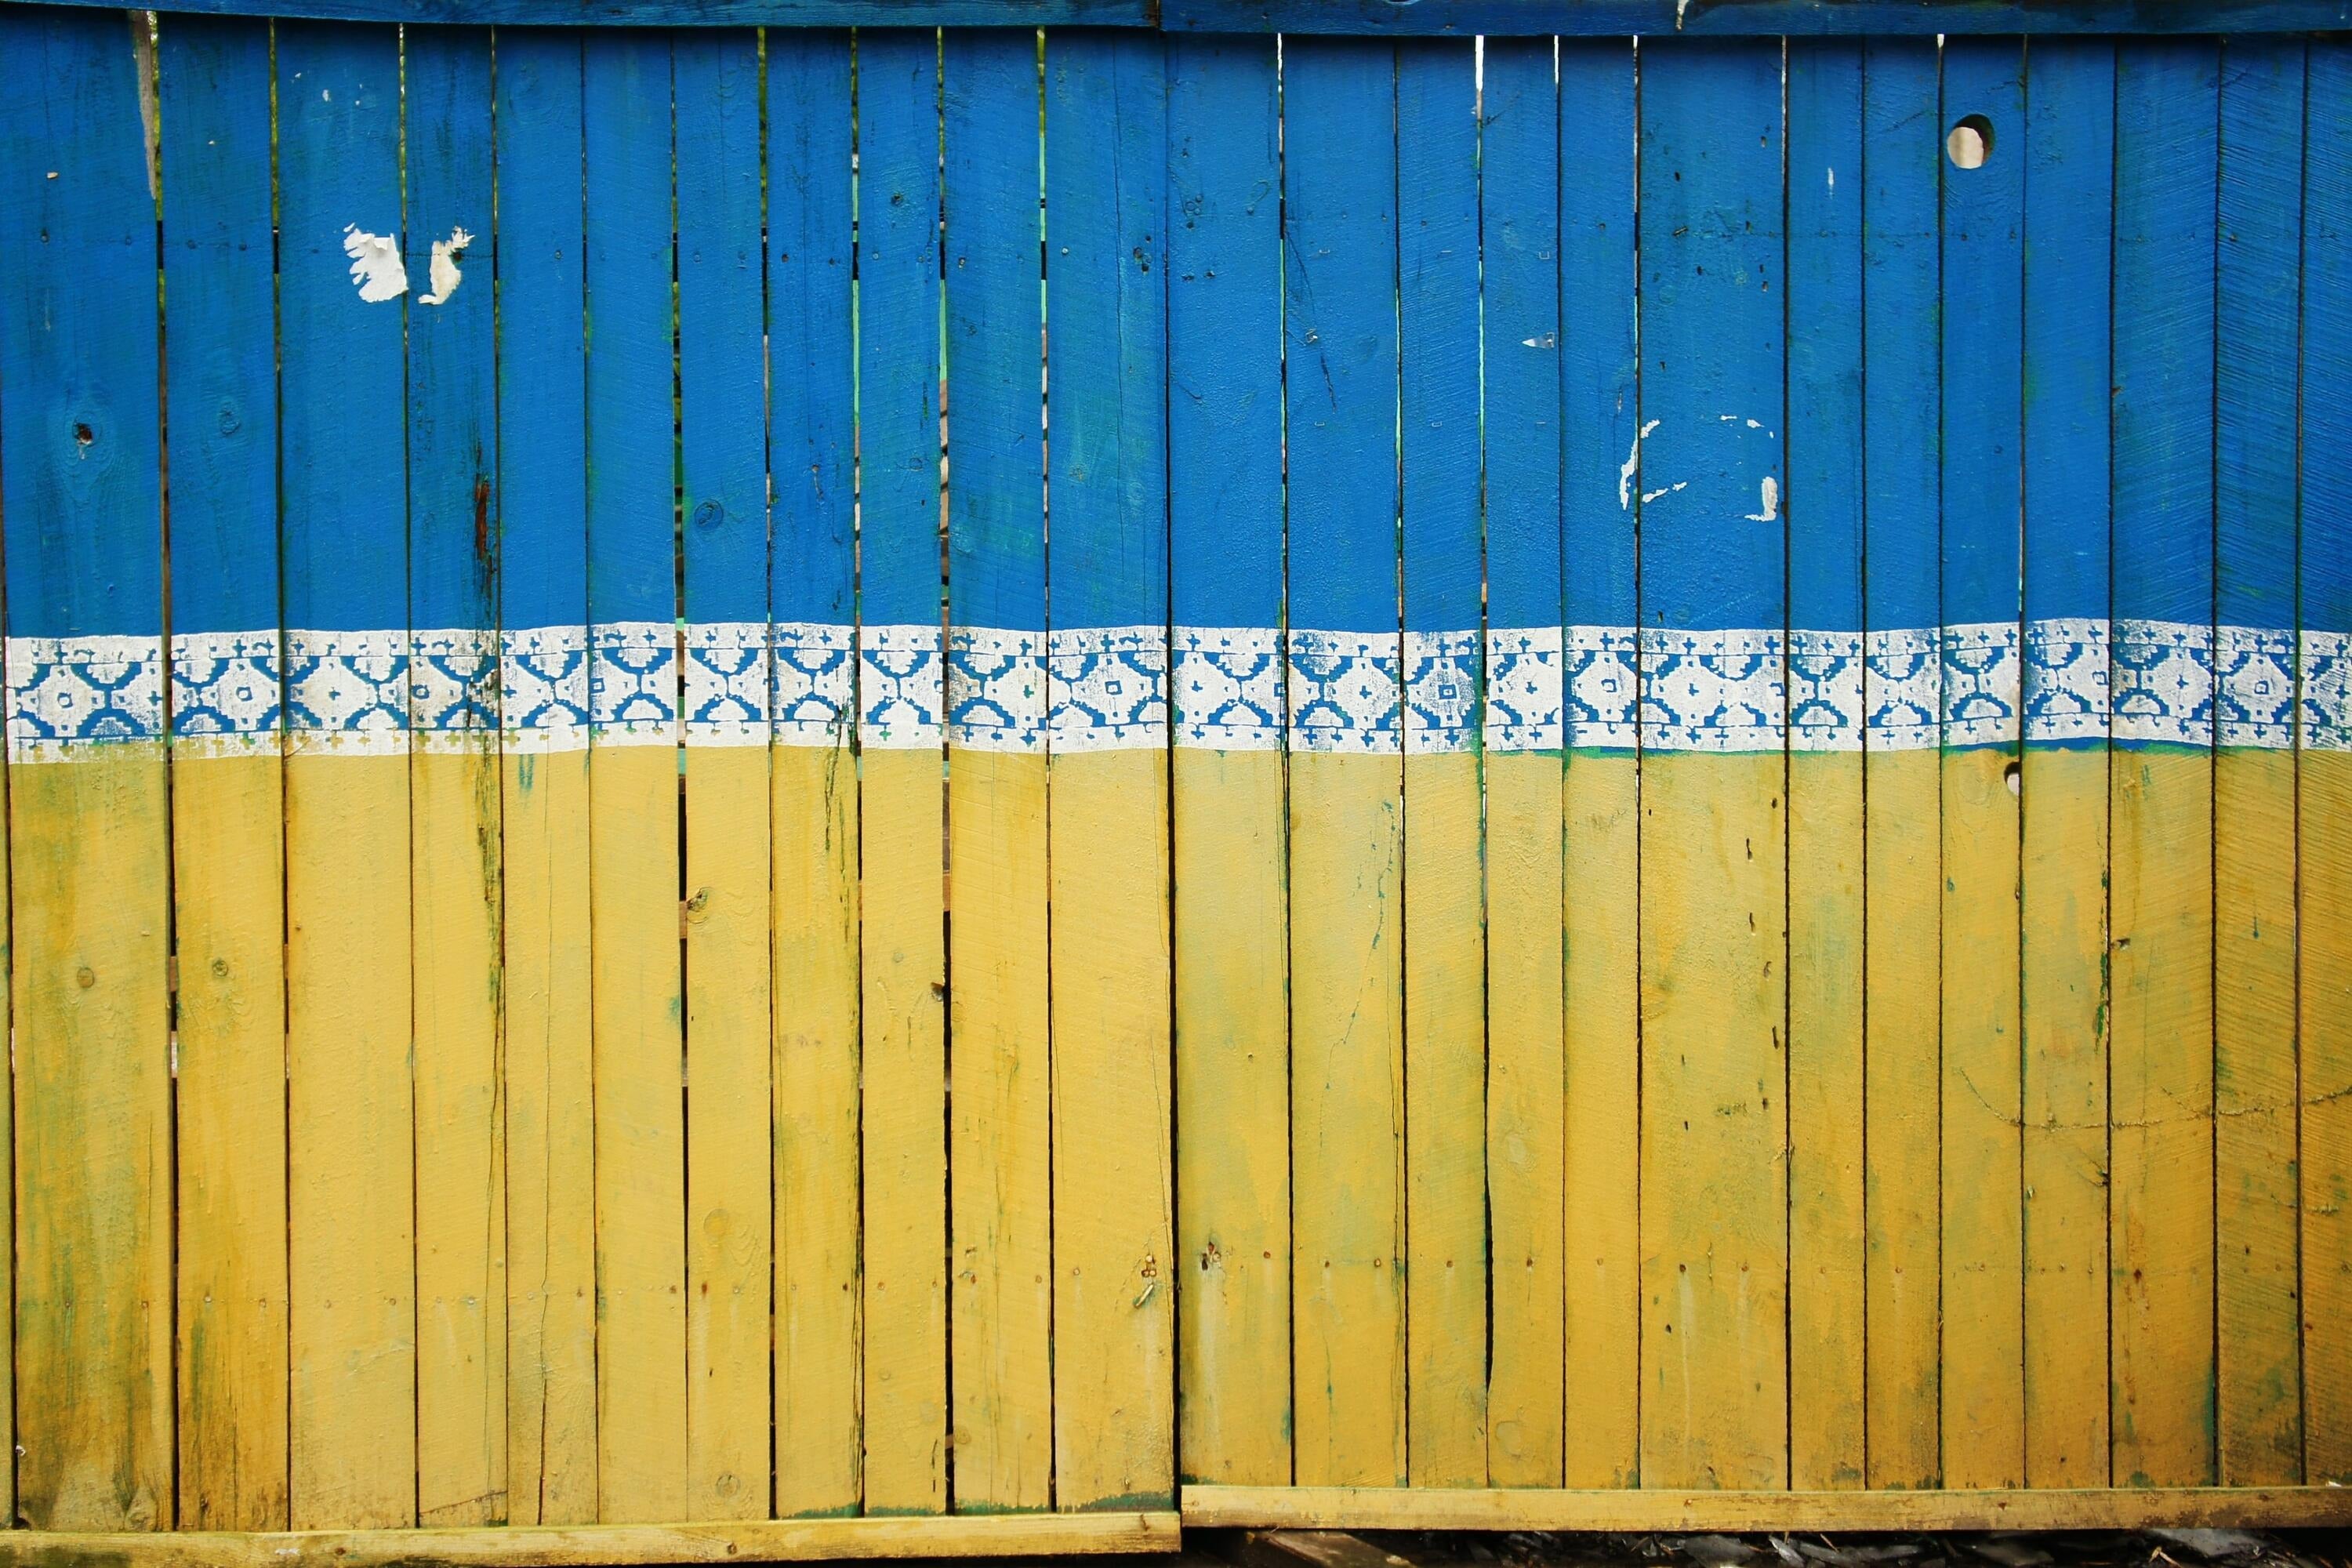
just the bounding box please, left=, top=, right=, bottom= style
left=1620, top=418, right=1661, bottom=510
left=417, top=227, right=474, bottom=306
left=342, top=223, right=408, bottom=303
left=1746, top=475, right=1780, bottom=523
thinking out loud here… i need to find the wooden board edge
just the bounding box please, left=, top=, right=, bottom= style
left=0, top=1511, right=1181, bottom=1567
left=1179, top=1487, right=2352, bottom=1531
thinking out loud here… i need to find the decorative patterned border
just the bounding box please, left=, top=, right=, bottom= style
left=2305, top=630, right=2352, bottom=752
left=1788, top=629, right=1860, bottom=752
left=1173, top=626, right=1282, bottom=751
left=2114, top=616, right=2215, bottom=748
left=949, top=626, right=1046, bottom=753
left=5, top=633, right=165, bottom=762
left=1640, top=626, right=1786, bottom=753
left=172, top=629, right=282, bottom=757
left=590, top=620, right=678, bottom=745
left=1404, top=630, right=1479, bottom=755
left=1486, top=626, right=1562, bottom=753
left=685, top=620, right=769, bottom=746
left=1050, top=626, right=1168, bottom=753
left=2023, top=615, right=2110, bottom=744
left=1567, top=625, right=1639, bottom=750
left=775, top=621, right=855, bottom=748
left=1288, top=628, right=1402, bottom=756
left=860, top=622, right=943, bottom=750
left=2218, top=622, right=2295, bottom=750
left=412, top=627, right=497, bottom=754
left=287, top=628, right=409, bottom=757
left=503, top=625, right=590, bottom=753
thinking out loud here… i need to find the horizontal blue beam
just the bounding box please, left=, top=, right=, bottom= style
left=12, top=0, right=2347, bottom=31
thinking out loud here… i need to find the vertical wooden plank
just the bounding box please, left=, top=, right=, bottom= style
left=2301, top=34, right=2352, bottom=1488
left=942, top=28, right=1052, bottom=1511
left=404, top=24, right=506, bottom=1526
left=157, top=12, right=289, bottom=1531
left=676, top=27, right=773, bottom=1522
left=768, top=27, right=862, bottom=1520
left=495, top=29, right=600, bottom=1526
left=1479, top=34, right=1565, bottom=1492
left=2110, top=36, right=2220, bottom=1490
left=1937, top=35, right=2027, bottom=1491
left=1557, top=35, right=1640, bottom=1491
left=1044, top=27, right=1175, bottom=1512
left=1166, top=33, right=1290, bottom=1490
left=1281, top=35, right=1406, bottom=1490
left=1633, top=37, right=1788, bottom=1492
left=2019, top=33, right=2114, bottom=1491
left=0, top=5, right=173, bottom=1530
left=1396, top=36, right=1486, bottom=1492
left=1860, top=34, right=1944, bottom=1491
left=582, top=28, right=686, bottom=1523
left=855, top=27, right=951, bottom=1516
left=1784, top=34, right=1867, bottom=1494
left=277, top=20, right=416, bottom=1530
left=2212, top=31, right=2307, bottom=1489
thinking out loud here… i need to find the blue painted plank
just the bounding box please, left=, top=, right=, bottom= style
left=30, top=0, right=2350, bottom=38
left=1396, top=41, right=1478, bottom=650
left=1559, top=37, right=1637, bottom=753
left=1480, top=37, right=1561, bottom=657
left=1787, top=38, right=1863, bottom=659
left=1863, top=38, right=1942, bottom=648
left=1166, top=34, right=1281, bottom=673
left=857, top=31, right=946, bottom=638
left=1044, top=28, right=1167, bottom=638
left=677, top=30, right=768, bottom=633
left=497, top=31, right=589, bottom=643
left=768, top=31, right=855, bottom=636
left=583, top=29, right=677, bottom=643
left=159, top=16, right=276, bottom=657
left=404, top=26, right=497, bottom=703
left=943, top=28, right=1045, bottom=648
left=2311, top=49, right=2352, bottom=652
left=279, top=22, right=406, bottom=648
left=1283, top=37, right=1397, bottom=645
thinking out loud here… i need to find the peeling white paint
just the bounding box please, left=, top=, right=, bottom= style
left=417, top=227, right=473, bottom=306
left=1676, top=0, right=1690, bottom=26
left=342, top=224, right=408, bottom=303
left=1746, top=477, right=1780, bottom=523
left=1521, top=332, right=1556, bottom=349
left=1619, top=418, right=1661, bottom=510
left=1747, top=418, right=1762, bottom=429
left=1641, top=481, right=1689, bottom=505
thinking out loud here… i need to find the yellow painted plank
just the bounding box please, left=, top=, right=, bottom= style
left=772, top=740, right=863, bottom=1516
left=589, top=741, right=688, bottom=1522
left=286, top=749, right=416, bottom=1529
left=1637, top=750, right=1787, bottom=1490
left=171, top=750, right=290, bottom=1529
left=1483, top=750, right=1563, bottom=1487
left=947, top=747, right=1054, bottom=1510
left=1864, top=746, right=1941, bottom=1488
left=1561, top=750, right=1639, bottom=1488
left=1171, top=746, right=1290, bottom=1486
left=2110, top=746, right=2217, bottom=1486
left=859, top=746, right=950, bottom=1515
left=1049, top=748, right=1175, bottom=1508
left=503, top=748, right=601, bottom=1525
left=684, top=745, right=774, bottom=1519
left=1940, top=745, right=2025, bottom=1486
left=0, top=1508, right=1183, bottom=1568
left=1403, top=749, right=1486, bottom=1486
left=1288, top=749, right=1406, bottom=1487
left=413, top=744, right=509, bottom=1525
left=2300, top=749, right=2352, bottom=1483
left=1786, top=748, right=1864, bottom=1490
left=2020, top=743, right=2111, bottom=1486
left=10, top=750, right=174, bottom=1530
left=1180, top=1486, right=2352, bottom=1533
left=2212, top=745, right=2302, bottom=1483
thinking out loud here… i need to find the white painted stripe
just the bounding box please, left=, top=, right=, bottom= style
left=1049, top=626, right=1168, bottom=754
left=1288, top=628, right=1402, bottom=757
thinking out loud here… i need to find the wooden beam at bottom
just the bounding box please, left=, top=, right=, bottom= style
left=0, top=1510, right=1181, bottom=1568
left=1183, top=1487, right=2352, bottom=1533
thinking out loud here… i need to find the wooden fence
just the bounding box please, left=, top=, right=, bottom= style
left=0, top=2, right=2347, bottom=1558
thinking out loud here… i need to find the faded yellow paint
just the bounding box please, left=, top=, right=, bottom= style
left=859, top=746, right=949, bottom=1515
left=1404, top=748, right=1487, bottom=1489
left=1563, top=749, right=1639, bottom=1488
left=947, top=746, right=1054, bottom=1511
left=11, top=749, right=174, bottom=1530
left=1289, top=749, right=1406, bottom=1488
left=1049, top=747, right=1175, bottom=1509
left=771, top=739, right=863, bottom=1517
left=412, top=745, right=508, bottom=1526
left=2110, top=746, right=2216, bottom=1487
left=2213, top=745, right=2302, bottom=1484
left=1638, top=750, right=1786, bottom=1490
left=2299, top=749, right=2352, bottom=1484
left=1171, top=747, right=1291, bottom=1487
left=684, top=745, right=774, bottom=1519
left=502, top=747, right=600, bottom=1526
left=1864, top=746, right=1942, bottom=1489
left=2020, top=743, right=2111, bottom=1487
left=1941, top=745, right=2024, bottom=1487
left=286, top=749, right=416, bottom=1530
left=171, top=750, right=290, bottom=1530
left=589, top=740, right=688, bottom=1523
left=1788, top=748, right=1864, bottom=1490
left=1484, top=749, right=1564, bottom=1487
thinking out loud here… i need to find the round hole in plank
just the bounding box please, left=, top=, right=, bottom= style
left=1947, top=113, right=1994, bottom=170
